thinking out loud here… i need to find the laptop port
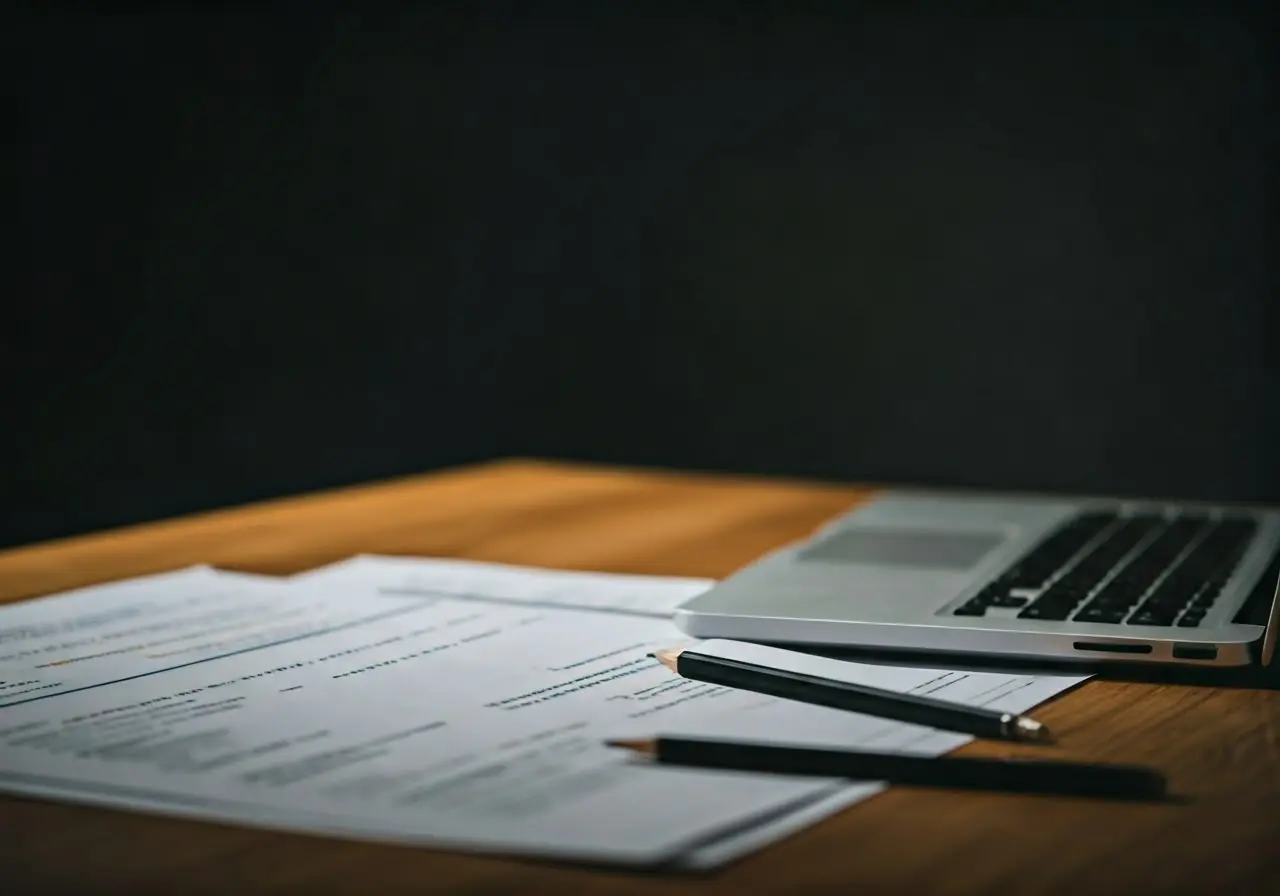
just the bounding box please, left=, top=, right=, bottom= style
left=1072, top=641, right=1153, bottom=654
left=1172, top=644, right=1218, bottom=661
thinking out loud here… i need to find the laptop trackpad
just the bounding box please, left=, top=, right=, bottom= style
left=799, top=528, right=1006, bottom=571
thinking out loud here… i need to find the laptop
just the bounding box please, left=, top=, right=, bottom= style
left=673, top=490, right=1280, bottom=668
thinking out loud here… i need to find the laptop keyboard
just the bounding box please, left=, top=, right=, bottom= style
left=953, top=509, right=1259, bottom=627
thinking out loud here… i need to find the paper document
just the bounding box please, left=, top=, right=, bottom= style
left=0, top=566, right=423, bottom=705
left=293, top=554, right=713, bottom=618
left=0, top=559, right=1089, bottom=868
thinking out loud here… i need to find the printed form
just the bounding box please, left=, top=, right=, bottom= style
left=290, top=554, right=714, bottom=617
left=0, top=559, right=1089, bottom=868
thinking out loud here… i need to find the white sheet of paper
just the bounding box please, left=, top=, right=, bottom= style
left=0, top=561, right=1088, bottom=868
left=0, top=567, right=426, bottom=706
left=292, top=554, right=713, bottom=618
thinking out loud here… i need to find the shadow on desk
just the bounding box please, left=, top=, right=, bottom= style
left=787, top=644, right=1280, bottom=692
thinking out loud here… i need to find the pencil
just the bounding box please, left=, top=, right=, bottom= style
left=653, top=647, right=1053, bottom=743
left=608, top=736, right=1167, bottom=800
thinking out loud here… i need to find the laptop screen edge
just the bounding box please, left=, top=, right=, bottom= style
left=1259, top=569, right=1280, bottom=666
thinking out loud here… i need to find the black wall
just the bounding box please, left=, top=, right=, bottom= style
left=8, top=8, right=1278, bottom=549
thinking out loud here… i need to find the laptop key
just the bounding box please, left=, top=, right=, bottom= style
left=1088, top=598, right=1139, bottom=615
left=1018, top=603, right=1073, bottom=620
left=1090, top=583, right=1138, bottom=604
left=1128, top=609, right=1176, bottom=626
left=1148, top=580, right=1196, bottom=602
left=954, top=601, right=986, bottom=617
left=1078, top=591, right=1131, bottom=609
left=1192, top=584, right=1222, bottom=605
left=1144, top=590, right=1188, bottom=610
left=989, top=593, right=1030, bottom=608
left=1040, top=582, right=1091, bottom=602
left=1030, top=591, right=1084, bottom=612
left=1175, top=616, right=1202, bottom=627
left=1074, top=606, right=1128, bottom=624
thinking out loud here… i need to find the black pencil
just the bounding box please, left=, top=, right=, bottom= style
left=653, top=647, right=1052, bottom=743
left=608, top=736, right=1168, bottom=800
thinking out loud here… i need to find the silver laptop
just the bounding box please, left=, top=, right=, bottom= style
left=673, top=491, right=1280, bottom=667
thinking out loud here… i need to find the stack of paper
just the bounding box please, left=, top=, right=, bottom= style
left=0, top=557, right=1089, bottom=868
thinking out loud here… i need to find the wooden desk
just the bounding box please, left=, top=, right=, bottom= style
left=2, top=459, right=1277, bottom=893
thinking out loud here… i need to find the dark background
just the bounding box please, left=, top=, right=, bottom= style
left=7, top=6, right=1278, bottom=550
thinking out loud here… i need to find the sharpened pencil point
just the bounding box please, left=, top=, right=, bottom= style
left=651, top=648, right=683, bottom=673
left=605, top=738, right=658, bottom=756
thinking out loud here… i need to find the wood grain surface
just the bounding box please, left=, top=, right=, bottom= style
left=2, top=458, right=1278, bottom=895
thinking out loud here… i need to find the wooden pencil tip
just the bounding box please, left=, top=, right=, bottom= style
left=650, top=647, right=683, bottom=672
left=605, top=738, right=658, bottom=756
